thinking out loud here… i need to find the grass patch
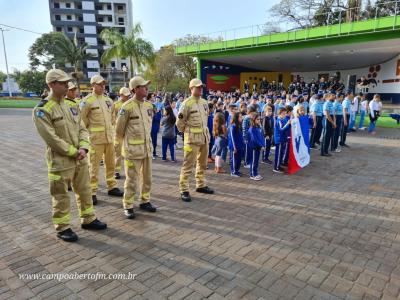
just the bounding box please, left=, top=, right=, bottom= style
left=356, top=115, right=400, bottom=129
left=0, top=98, right=40, bottom=108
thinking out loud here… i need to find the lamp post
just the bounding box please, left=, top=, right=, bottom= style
left=122, top=65, right=128, bottom=87
left=0, top=28, right=12, bottom=97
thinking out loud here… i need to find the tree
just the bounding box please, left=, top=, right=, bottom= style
left=100, top=23, right=155, bottom=77
left=145, top=43, right=196, bottom=93
left=268, top=0, right=386, bottom=29
left=14, top=70, right=47, bottom=95
left=0, top=71, right=7, bottom=85
left=28, top=32, right=64, bottom=70
left=174, top=34, right=223, bottom=47
left=53, top=33, right=93, bottom=90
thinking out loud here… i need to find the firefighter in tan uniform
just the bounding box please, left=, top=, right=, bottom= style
left=33, top=69, right=107, bottom=242
left=176, top=78, right=214, bottom=202
left=115, top=76, right=157, bottom=219
left=80, top=75, right=124, bottom=205
left=65, top=81, right=80, bottom=192
left=112, top=87, right=131, bottom=180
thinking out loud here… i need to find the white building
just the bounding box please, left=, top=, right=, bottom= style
left=48, top=0, right=133, bottom=82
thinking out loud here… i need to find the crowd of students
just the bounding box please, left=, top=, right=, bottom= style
left=144, top=78, right=383, bottom=181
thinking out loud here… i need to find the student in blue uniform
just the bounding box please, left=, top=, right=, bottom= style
left=310, top=92, right=324, bottom=149
left=331, top=92, right=344, bottom=153
left=340, top=91, right=352, bottom=148
left=151, top=97, right=163, bottom=159
left=262, top=104, right=274, bottom=164
left=273, top=107, right=291, bottom=173
left=248, top=112, right=266, bottom=180
left=242, top=105, right=257, bottom=168
left=282, top=105, right=293, bottom=166
left=321, top=91, right=336, bottom=156
left=207, top=103, right=215, bottom=164
left=228, top=112, right=245, bottom=177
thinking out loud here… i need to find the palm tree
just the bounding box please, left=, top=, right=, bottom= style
left=100, top=23, right=154, bottom=77
left=53, top=33, right=94, bottom=91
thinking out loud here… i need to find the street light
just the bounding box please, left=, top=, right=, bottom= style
left=122, top=65, right=128, bottom=87
left=0, top=28, right=12, bottom=97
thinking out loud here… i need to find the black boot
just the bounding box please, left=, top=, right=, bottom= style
left=57, top=228, right=78, bottom=242
left=108, top=188, right=124, bottom=197
left=181, top=192, right=192, bottom=202
left=196, top=186, right=214, bottom=194
left=81, top=219, right=107, bottom=230
left=115, top=172, right=121, bottom=179
left=92, top=195, right=98, bottom=205
left=124, top=208, right=135, bottom=219
left=139, top=202, right=157, bottom=212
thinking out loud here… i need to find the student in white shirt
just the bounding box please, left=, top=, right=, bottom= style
left=368, top=94, right=382, bottom=134
left=349, top=93, right=360, bottom=131
left=358, top=94, right=368, bottom=129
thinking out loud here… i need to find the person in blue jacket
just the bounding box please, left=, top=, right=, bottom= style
left=321, top=91, right=336, bottom=156
left=273, top=107, right=291, bottom=173
left=331, top=92, right=344, bottom=153
left=151, top=96, right=163, bottom=159
left=310, top=92, right=324, bottom=149
left=228, top=112, right=245, bottom=177
left=282, top=105, right=293, bottom=166
left=248, top=112, right=266, bottom=180
left=242, top=104, right=257, bottom=168
left=207, top=102, right=215, bottom=163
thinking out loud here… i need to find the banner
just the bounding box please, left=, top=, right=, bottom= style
left=288, top=116, right=310, bottom=175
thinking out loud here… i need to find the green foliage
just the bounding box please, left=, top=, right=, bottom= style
left=28, top=32, right=64, bottom=70
left=14, top=70, right=47, bottom=95
left=100, top=23, right=155, bottom=76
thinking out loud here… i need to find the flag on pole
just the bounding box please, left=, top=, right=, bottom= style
left=288, top=116, right=310, bottom=175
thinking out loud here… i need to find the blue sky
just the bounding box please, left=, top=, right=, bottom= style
left=0, top=0, right=279, bottom=73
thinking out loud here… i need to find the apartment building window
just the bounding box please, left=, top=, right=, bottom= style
left=108, top=16, right=112, bottom=22
left=77, top=3, right=82, bottom=9
left=66, top=15, right=72, bottom=20
left=66, top=3, right=71, bottom=8
left=95, top=4, right=102, bottom=10
left=111, top=61, right=116, bottom=68
left=118, top=17, right=124, bottom=25
left=54, top=2, right=60, bottom=8
left=79, top=27, right=84, bottom=33
left=56, top=27, right=62, bottom=32
left=107, top=4, right=112, bottom=10
left=55, top=15, right=61, bottom=21
left=78, top=15, right=83, bottom=21
left=117, top=5, right=124, bottom=11
left=98, top=16, right=104, bottom=22
left=118, top=28, right=125, bottom=34
left=67, top=27, right=73, bottom=32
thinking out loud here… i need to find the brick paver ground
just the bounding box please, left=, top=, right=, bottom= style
left=1, top=108, right=400, bottom=300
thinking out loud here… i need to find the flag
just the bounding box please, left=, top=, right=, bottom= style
left=288, top=116, right=310, bottom=175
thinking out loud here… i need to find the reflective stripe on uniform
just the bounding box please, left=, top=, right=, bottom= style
left=80, top=206, right=94, bottom=217
left=67, top=145, right=77, bottom=156
left=43, top=101, right=56, bottom=113
left=52, top=214, right=70, bottom=225
left=79, top=140, right=90, bottom=147
left=190, top=127, right=203, bottom=133
left=90, top=127, right=105, bottom=132
left=48, top=173, right=61, bottom=181
left=125, top=196, right=134, bottom=205
left=125, top=160, right=135, bottom=168
left=128, top=139, right=144, bottom=145
left=183, top=145, right=192, bottom=152
left=141, top=192, right=150, bottom=199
